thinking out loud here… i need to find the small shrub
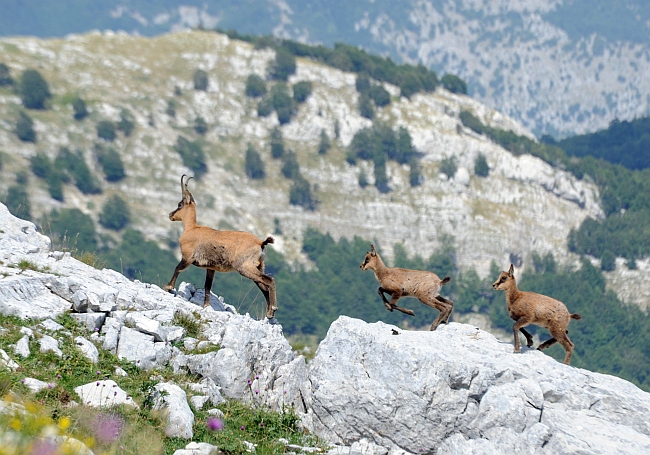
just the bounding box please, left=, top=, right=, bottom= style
left=0, top=62, right=12, bottom=85
left=15, top=111, right=36, bottom=142
left=166, top=99, right=176, bottom=117
left=194, top=116, right=208, bottom=135
left=358, top=169, right=369, bottom=188
left=19, top=69, right=50, bottom=109
left=257, top=97, right=273, bottom=117
left=245, top=74, right=267, bottom=98
left=268, top=47, right=296, bottom=81
left=358, top=94, right=375, bottom=119
left=270, top=126, right=284, bottom=159
left=289, top=175, right=317, bottom=210
left=193, top=69, right=209, bottom=91
left=439, top=156, right=458, bottom=179
left=244, top=143, right=265, bottom=179
left=356, top=74, right=371, bottom=93
left=281, top=150, right=300, bottom=179
left=318, top=129, right=331, bottom=155
left=441, top=74, right=468, bottom=94
left=118, top=109, right=135, bottom=136
left=99, top=194, right=131, bottom=231
left=56, top=147, right=102, bottom=195
left=96, top=120, right=116, bottom=142
left=175, top=136, right=207, bottom=179
left=271, top=83, right=295, bottom=125
left=72, top=97, right=88, bottom=120
left=97, top=145, right=126, bottom=182
left=374, top=162, right=390, bottom=193
left=409, top=158, right=424, bottom=187
left=293, top=80, right=313, bottom=103
left=369, top=84, right=390, bottom=107
left=474, top=153, right=489, bottom=177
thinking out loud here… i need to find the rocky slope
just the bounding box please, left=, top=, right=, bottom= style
left=4, top=1, right=648, bottom=137
left=0, top=29, right=601, bottom=282
left=2, top=202, right=650, bottom=454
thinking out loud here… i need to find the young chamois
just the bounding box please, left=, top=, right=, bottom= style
left=492, top=264, right=581, bottom=365
left=163, top=175, right=278, bottom=319
left=360, top=244, right=453, bottom=331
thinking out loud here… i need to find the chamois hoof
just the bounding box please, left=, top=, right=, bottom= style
left=266, top=317, right=280, bottom=325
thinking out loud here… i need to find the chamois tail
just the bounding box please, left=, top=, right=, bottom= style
left=261, top=236, right=275, bottom=249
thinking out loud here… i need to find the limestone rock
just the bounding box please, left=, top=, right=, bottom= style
left=14, top=335, right=30, bottom=358
left=116, top=327, right=171, bottom=370
left=172, top=441, right=219, bottom=455
left=306, top=316, right=650, bottom=454
left=0, top=349, right=20, bottom=371
left=153, top=382, right=194, bottom=439
left=74, top=380, right=138, bottom=408
left=38, top=335, right=62, bottom=357
left=22, top=378, right=53, bottom=393
left=74, top=336, right=99, bottom=364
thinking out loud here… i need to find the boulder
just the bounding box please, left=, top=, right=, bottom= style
left=74, top=380, right=138, bottom=408
left=306, top=317, right=650, bottom=454
left=74, top=336, right=99, bottom=363
left=153, top=382, right=194, bottom=439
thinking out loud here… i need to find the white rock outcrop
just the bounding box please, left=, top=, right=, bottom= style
left=306, top=316, right=650, bottom=454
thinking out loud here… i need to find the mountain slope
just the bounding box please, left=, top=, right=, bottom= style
left=2, top=1, right=649, bottom=137
left=0, top=30, right=600, bottom=281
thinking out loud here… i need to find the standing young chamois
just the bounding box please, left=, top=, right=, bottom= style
left=163, top=175, right=278, bottom=319
left=492, top=264, right=581, bottom=365
left=360, top=244, right=453, bottom=331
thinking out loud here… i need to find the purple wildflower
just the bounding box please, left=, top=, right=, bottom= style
left=255, top=390, right=259, bottom=394
left=254, top=375, right=259, bottom=380
left=207, top=417, right=224, bottom=431
left=93, top=413, right=124, bottom=444
left=29, top=439, right=58, bottom=455
left=240, top=425, right=245, bottom=431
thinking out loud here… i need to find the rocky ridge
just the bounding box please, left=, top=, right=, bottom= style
left=2, top=202, right=650, bottom=454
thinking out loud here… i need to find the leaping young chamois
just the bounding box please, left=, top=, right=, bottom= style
left=492, top=264, right=581, bottom=365
left=163, top=175, right=278, bottom=319
left=360, top=244, right=453, bottom=331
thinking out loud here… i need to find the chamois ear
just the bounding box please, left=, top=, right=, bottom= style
left=508, top=263, right=514, bottom=276
left=370, top=244, right=377, bottom=256
left=183, top=176, right=195, bottom=204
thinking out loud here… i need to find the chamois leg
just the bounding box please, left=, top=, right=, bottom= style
left=164, top=258, right=190, bottom=292
left=550, top=328, right=575, bottom=365
left=520, top=328, right=534, bottom=348
left=435, top=295, right=454, bottom=324
left=379, top=288, right=415, bottom=316
left=240, top=267, right=278, bottom=319
left=512, top=317, right=531, bottom=353
left=537, top=337, right=557, bottom=351
left=203, top=269, right=215, bottom=308
left=420, top=297, right=450, bottom=331
left=377, top=288, right=394, bottom=311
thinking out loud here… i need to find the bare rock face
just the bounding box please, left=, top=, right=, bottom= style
left=306, top=316, right=650, bottom=454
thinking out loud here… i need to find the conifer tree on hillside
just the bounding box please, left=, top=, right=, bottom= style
left=19, top=69, right=50, bottom=109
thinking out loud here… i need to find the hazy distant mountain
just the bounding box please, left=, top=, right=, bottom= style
left=2, top=1, right=650, bottom=137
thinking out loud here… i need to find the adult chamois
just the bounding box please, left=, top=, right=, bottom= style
left=492, top=264, right=581, bottom=365
left=360, top=244, right=453, bottom=331
left=163, top=175, right=278, bottom=319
